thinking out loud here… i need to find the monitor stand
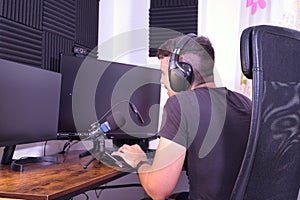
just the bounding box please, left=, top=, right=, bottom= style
left=1, top=145, right=58, bottom=172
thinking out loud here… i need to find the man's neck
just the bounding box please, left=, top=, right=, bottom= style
left=191, top=82, right=216, bottom=89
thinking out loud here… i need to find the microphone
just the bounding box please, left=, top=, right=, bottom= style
left=129, top=102, right=145, bottom=124
left=88, top=112, right=126, bottom=138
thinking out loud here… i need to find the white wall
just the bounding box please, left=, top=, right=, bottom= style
left=198, top=1, right=242, bottom=92
left=98, top=0, right=244, bottom=93
left=98, top=0, right=151, bottom=66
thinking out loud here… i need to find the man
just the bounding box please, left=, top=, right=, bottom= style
left=113, top=34, right=252, bottom=200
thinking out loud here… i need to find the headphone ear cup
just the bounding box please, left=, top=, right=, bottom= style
left=180, top=62, right=193, bottom=84
left=169, top=62, right=193, bottom=92
left=168, top=33, right=197, bottom=92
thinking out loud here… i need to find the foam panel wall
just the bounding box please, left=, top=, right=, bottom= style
left=149, top=0, right=198, bottom=57
left=0, top=0, right=99, bottom=72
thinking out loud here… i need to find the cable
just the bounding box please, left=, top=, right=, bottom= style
left=94, top=187, right=104, bottom=199
left=59, top=140, right=80, bottom=154
left=43, top=141, right=48, bottom=156
left=68, top=140, right=80, bottom=150
left=59, top=141, right=71, bottom=154
left=89, top=99, right=131, bottom=128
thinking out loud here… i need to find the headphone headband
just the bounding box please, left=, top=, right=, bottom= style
left=173, top=33, right=197, bottom=54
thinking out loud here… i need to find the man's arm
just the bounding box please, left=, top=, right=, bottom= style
left=115, top=137, right=186, bottom=200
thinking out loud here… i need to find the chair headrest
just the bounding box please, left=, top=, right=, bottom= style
left=240, top=26, right=254, bottom=79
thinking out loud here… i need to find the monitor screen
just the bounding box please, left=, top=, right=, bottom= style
left=0, top=59, right=61, bottom=147
left=58, top=55, right=161, bottom=141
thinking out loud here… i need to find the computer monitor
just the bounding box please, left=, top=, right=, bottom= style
left=0, top=59, right=61, bottom=164
left=58, top=54, right=161, bottom=148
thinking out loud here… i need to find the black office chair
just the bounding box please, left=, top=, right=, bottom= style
left=231, top=25, right=300, bottom=200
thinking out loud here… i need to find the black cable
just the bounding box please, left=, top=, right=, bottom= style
left=94, top=188, right=104, bottom=199
left=57, top=140, right=81, bottom=163
left=59, top=140, right=80, bottom=154
left=68, top=140, right=80, bottom=151
left=82, top=192, right=89, bottom=200
left=43, top=141, right=48, bottom=156
left=59, top=141, right=70, bottom=154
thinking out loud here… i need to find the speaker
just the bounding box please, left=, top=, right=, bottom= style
left=169, top=33, right=197, bottom=92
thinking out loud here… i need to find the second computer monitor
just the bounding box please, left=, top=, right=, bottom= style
left=59, top=54, right=161, bottom=144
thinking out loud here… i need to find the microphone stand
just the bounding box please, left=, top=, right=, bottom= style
left=79, top=105, right=138, bottom=169
left=79, top=118, right=103, bottom=159
left=81, top=139, right=104, bottom=169
left=80, top=129, right=106, bottom=169
left=79, top=140, right=100, bottom=158
left=80, top=133, right=125, bottom=169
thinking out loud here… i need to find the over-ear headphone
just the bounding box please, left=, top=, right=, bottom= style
left=169, top=33, right=197, bottom=92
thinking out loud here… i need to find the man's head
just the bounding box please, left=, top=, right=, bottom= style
left=157, top=34, right=215, bottom=96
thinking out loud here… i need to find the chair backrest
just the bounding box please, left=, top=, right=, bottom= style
left=231, top=25, right=300, bottom=200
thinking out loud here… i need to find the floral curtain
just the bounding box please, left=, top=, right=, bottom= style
left=239, top=0, right=300, bottom=99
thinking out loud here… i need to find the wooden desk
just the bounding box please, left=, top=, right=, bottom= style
left=0, top=150, right=127, bottom=200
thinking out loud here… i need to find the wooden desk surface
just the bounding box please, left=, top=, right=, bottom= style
left=0, top=150, right=127, bottom=200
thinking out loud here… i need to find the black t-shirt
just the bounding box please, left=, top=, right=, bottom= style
left=158, top=87, right=252, bottom=200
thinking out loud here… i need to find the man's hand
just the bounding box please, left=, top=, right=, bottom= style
left=112, top=144, right=148, bottom=168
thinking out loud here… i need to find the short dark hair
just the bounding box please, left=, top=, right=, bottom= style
left=157, top=35, right=215, bottom=85
left=157, top=36, right=214, bottom=61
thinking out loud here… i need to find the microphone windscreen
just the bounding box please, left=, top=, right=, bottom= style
left=106, top=112, right=126, bottom=131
